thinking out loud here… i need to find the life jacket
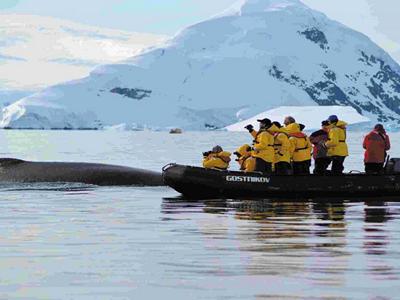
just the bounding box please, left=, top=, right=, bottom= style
left=251, top=125, right=278, bottom=163
left=289, top=133, right=312, bottom=162
left=284, top=123, right=312, bottom=162
left=273, top=131, right=291, bottom=163
left=203, top=151, right=231, bottom=170
left=238, top=156, right=256, bottom=172
left=326, top=121, right=349, bottom=157
left=235, top=144, right=256, bottom=172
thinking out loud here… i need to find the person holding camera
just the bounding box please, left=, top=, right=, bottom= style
left=234, top=144, right=256, bottom=172
left=244, top=118, right=276, bottom=174
left=310, top=120, right=331, bottom=174
left=202, top=145, right=231, bottom=170
left=363, top=124, right=390, bottom=174
left=271, top=121, right=292, bottom=175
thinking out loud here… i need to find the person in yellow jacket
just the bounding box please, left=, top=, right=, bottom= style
left=272, top=121, right=292, bottom=175
left=202, top=145, right=231, bottom=170
left=234, top=144, right=256, bottom=172
left=284, top=116, right=296, bottom=127
left=244, top=118, right=275, bottom=174
left=285, top=122, right=312, bottom=175
left=325, top=115, right=348, bottom=174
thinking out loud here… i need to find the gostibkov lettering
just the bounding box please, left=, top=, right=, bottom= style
left=226, top=176, right=270, bottom=183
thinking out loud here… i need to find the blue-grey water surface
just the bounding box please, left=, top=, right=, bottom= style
left=0, top=130, right=399, bottom=299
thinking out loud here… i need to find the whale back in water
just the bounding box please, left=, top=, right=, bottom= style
left=0, top=158, right=164, bottom=186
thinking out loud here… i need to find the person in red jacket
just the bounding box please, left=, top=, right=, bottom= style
left=363, top=124, right=391, bottom=174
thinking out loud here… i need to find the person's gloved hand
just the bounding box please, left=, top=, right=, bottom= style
left=244, top=124, right=254, bottom=132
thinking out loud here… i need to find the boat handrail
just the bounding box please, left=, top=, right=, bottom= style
left=250, top=171, right=265, bottom=175
left=162, top=163, right=176, bottom=172
left=210, top=168, right=265, bottom=175
left=210, top=168, right=226, bottom=172
left=383, top=155, right=391, bottom=171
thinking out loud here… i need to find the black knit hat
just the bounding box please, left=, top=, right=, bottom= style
left=374, top=124, right=385, bottom=133
left=212, top=145, right=223, bottom=153
left=272, top=121, right=282, bottom=128
left=257, top=118, right=272, bottom=127
left=328, top=115, right=339, bottom=123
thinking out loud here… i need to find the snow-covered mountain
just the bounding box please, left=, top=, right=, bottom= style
left=2, top=0, right=400, bottom=130
left=0, top=14, right=166, bottom=92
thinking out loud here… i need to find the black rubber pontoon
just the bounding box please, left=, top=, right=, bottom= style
left=162, top=164, right=400, bottom=199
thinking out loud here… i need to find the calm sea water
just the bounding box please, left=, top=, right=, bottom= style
left=0, top=130, right=399, bottom=299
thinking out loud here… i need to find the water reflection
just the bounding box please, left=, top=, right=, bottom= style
left=312, top=200, right=347, bottom=245
left=362, top=201, right=398, bottom=281
left=363, top=201, right=391, bottom=256
left=162, top=197, right=400, bottom=290
left=364, top=200, right=392, bottom=224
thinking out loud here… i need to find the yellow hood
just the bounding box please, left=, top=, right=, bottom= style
left=267, top=124, right=281, bottom=133
left=235, top=144, right=251, bottom=157
left=336, top=120, right=348, bottom=128
left=284, top=123, right=300, bottom=134
left=218, top=151, right=231, bottom=158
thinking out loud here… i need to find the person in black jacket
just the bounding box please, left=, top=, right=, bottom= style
left=310, top=121, right=331, bottom=175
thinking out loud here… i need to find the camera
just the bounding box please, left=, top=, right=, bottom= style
left=244, top=124, right=254, bottom=132
left=203, top=151, right=211, bottom=157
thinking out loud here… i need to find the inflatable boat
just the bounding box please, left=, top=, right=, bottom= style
left=162, top=163, right=400, bottom=199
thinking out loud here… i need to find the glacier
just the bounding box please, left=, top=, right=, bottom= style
left=2, top=0, right=400, bottom=130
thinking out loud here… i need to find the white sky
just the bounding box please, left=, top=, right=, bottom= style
left=1, top=0, right=398, bottom=62
left=302, top=0, right=400, bottom=62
